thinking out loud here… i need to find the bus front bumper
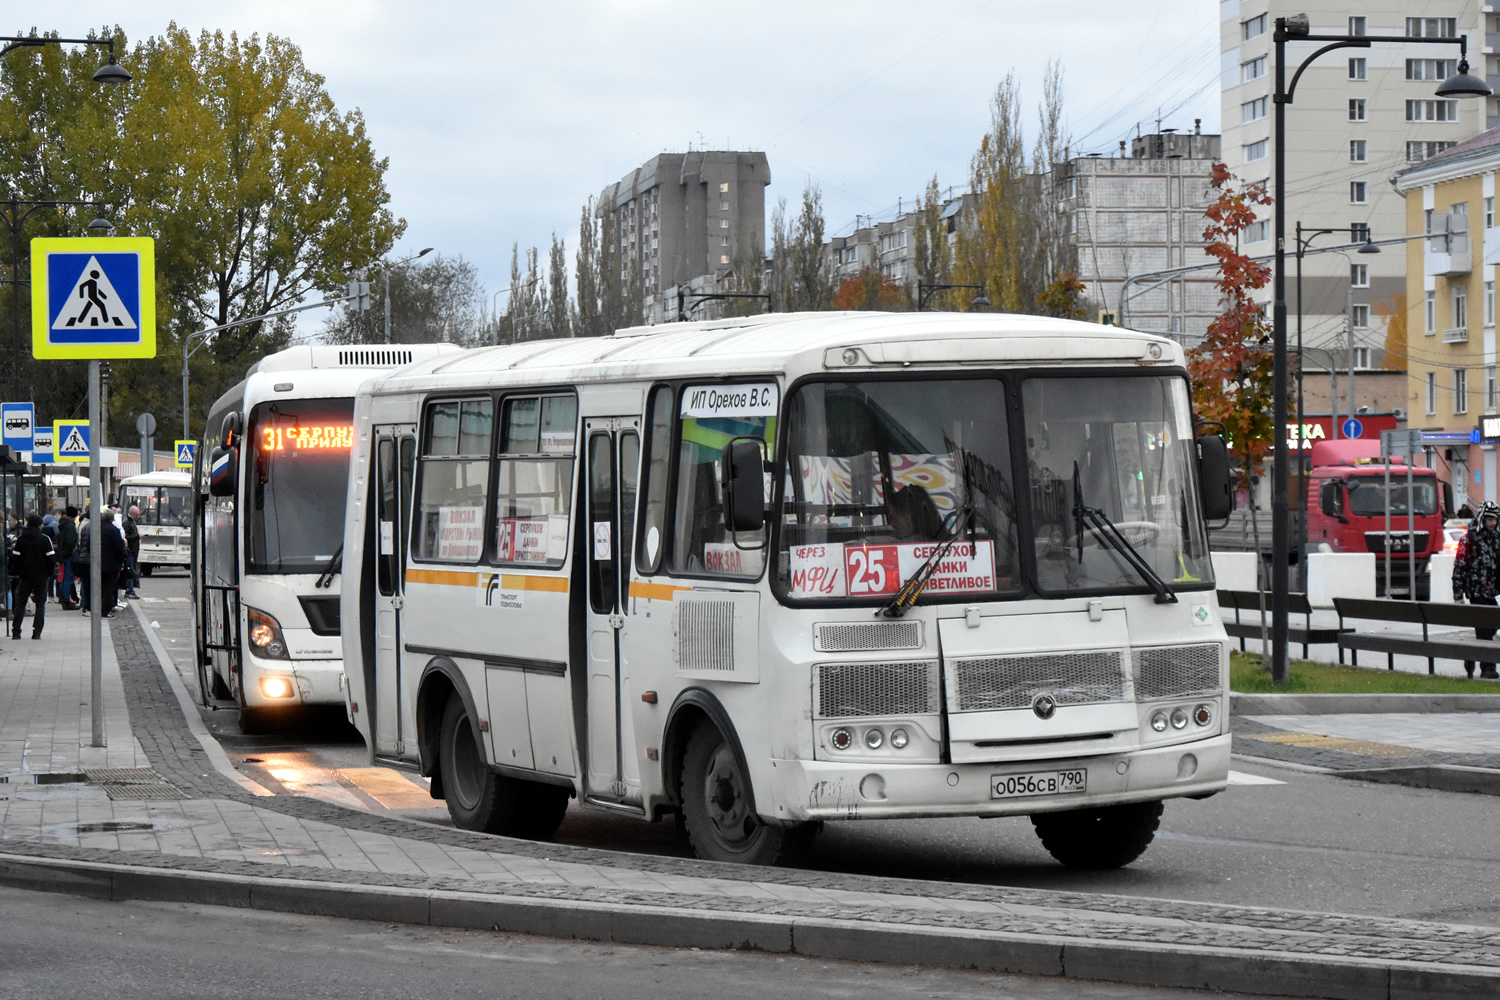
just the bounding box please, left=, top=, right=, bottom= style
left=241, top=655, right=345, bottom=709
left=763, top=733, right=1231, bottom=823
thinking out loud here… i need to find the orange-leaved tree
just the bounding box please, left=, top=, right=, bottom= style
left=831, top=269, right=912, bottom=311
left=1186, top=162, right=1279, bottom=492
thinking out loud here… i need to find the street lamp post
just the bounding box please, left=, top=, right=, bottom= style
left=1268, top=14, right=1490, bottom=686
left=917, top=283, right=991, bottom=311
left=382, top=247, right=433, bottom=344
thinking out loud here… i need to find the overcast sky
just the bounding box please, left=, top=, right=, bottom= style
left=48, top=0, right=1220, bottom=314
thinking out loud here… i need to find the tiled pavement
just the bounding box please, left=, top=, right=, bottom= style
left=1, top=603, right=1498, bottom=998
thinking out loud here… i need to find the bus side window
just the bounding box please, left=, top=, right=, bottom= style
left=636, top=386, right=673, bottom=574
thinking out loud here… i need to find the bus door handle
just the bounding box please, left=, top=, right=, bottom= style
left=391, top=596, right=404, bottom=610
left=608, top=613, right=624, bottom=630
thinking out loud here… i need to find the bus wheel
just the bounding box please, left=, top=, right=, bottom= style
left=1030, top=800, right=1163, bottom=869
left=439, top=695, right=528, bottom=835
left=521, top=783, right=571, bottom=841
left=681, top=723, right=788, bottom=866
left=235, top=685, right=267, bottom=735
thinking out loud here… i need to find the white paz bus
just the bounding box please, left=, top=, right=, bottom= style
left=117, top=470, right=192, bottom=573
left=193, top=343, right=461, bottom=730
left=341, top=313, right=1235, bottom=867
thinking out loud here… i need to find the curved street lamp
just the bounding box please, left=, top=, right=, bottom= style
left=1266, top=14, right=1492, bottom=686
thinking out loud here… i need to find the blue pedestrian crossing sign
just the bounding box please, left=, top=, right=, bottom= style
left=30, top=237, right=156, bottom=360
left=54, top=419, right=90, bottom=463
left=1, top=402, right=34, bottom=450
left=175, top=440, right=196, bottom=470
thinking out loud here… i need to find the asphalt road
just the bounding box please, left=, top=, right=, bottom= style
left=0, top=885, right=1304, bottom=1000
left=141, top=573, right=1500, bottom=928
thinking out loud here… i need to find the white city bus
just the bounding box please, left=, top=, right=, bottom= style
left=193, top=343, right=462, bottom=730
left=340, top=313, right=1234, bottom=867
left=117, top=470, right=192, bottom=573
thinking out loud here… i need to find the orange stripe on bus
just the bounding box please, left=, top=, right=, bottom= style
left=405, top=568, right=569, bottom=594
left=501, top=574, right=569, bottom=593
left=629, top=580, right=692, bottom=601
left=405, top=569, right=478, bottom=587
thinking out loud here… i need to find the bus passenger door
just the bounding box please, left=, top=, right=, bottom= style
left=373, top=425, right=417, bottom=758
left=583, top=418, right=641, bottom=803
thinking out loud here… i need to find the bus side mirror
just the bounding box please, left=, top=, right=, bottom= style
left=722, top=437, right=767, bottom=533
left=1195, top=434, right=1232, bottom=521
left=208, top=446, right=237, bottom=498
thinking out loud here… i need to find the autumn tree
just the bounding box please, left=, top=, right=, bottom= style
left=322, top=253, right=484, bottom=346
left=913, top=176, right=953, bottom=304
left=1035, top=272, right=1088, bottom=319
left=831, top=269, right=911, bottom=311
left=767, top=182, right=830, bottom=312
left=0, top=26, right=401, bottom=436
left=574, top=198, right=603, bottom=337
left=953, top=64, right=1072, bottom=314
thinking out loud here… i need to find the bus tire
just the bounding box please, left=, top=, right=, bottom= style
left=439, top=695, right=529, bottom=836
left=1030, top=800, right=1163, bottom=869
left=520, top=782, right=571, bottom=841
left=680, top=722, right=788, bottom=866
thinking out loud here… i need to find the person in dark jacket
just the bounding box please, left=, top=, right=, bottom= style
left=1452, top=500, right=1500, bottom=679
left=57, top=507, right=78, bottom=608
left=11, top=514, right=56, bottom=639
left=76, top=511, right=93, bottom=614
left=97, top=508, right=128, bottom=620
left=122, top=505, right=140, bottom=599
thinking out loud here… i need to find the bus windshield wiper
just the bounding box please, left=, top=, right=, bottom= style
left=878, top=506, right=973, bottom=618
left=315, top=544, right=343, bottom=590
left=1072, top=462, right=1177, bottom=605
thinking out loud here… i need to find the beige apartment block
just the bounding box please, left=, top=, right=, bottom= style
left=1220, top=1, right=1480, bottom=403
left=1395, top=128, right=1500, bottom=508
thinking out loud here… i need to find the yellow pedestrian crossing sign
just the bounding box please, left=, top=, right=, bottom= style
left=54, top=419, right=90, bottom=463
left=31, top=237, right=156, bottom=360
left=175, top=440, right=196, bottom=469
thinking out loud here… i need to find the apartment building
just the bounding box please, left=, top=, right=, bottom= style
left=599, top=151, right=771, bottom=325
left=1395, top=127, right=1500, bottom=508
left=1220, top=1, right=1480, bottom=392
left=825, top=194, right=967, bottom=304
left=1068, top=127, right=1221, bottom=340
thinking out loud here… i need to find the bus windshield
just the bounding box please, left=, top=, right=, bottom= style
left=775, top=373, right=1211, bottom=602
left=1024, top=375, right=1210, bottom=596
left=777, top=378, right=1021, bottom=601
left=122, top=485, right=191, bottom=526
left=246, top=398, right=355, bottom=574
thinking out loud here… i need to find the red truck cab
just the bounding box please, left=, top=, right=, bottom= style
left=1305, top=438, right=1444, bottom=599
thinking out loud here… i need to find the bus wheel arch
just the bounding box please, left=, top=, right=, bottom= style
left=662, top=689, right=754, bottom=815
left=416, top=658, right=479, bottom=801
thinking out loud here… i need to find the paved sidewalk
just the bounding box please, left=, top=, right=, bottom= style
left=1, top=603, right=1498, bottom=999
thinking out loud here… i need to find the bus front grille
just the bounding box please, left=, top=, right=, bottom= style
left=1133, top=644, right=1222, bottom=699
left=814, top=660, right=939, bottom=718
left=949, top=651, right=1125, bottom=711
left=814, top=620, right=923, bottom=652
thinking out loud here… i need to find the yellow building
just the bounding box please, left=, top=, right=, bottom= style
left=1394, top=129, right=1500, bottom=509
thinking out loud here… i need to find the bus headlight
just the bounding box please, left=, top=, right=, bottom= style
left=1170, top=707, right=1190, bottom=730
left=889, top=728, right=909, bottom=750
left=1150, top=711, right=1168, bottom=732
left=246, top=607, right=289, bottom=660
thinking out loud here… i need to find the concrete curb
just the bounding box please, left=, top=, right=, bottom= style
left=1, top=852, right=1495, bottom=1000
left=1333, top=764, right=1500, bottom=797
left=1231, top=693, right=1500, bottom=715
left=128, top=599, right=273, bottom=797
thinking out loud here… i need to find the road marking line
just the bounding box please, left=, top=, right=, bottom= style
left=1227, top=770, right=1285, bottom=786
left=341, top=766, right=436, bottom=809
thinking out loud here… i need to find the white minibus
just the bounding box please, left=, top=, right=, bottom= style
left=117, top=470, right=192, bottom=573
left=193, top=343, right=461, bottom=730
left=341, top=313, right=1234, bottom=866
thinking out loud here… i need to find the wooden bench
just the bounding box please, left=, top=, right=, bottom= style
left=1333, top=597, right=1500, bottom=674
left=1217, top=590, right=1348, bottom=658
